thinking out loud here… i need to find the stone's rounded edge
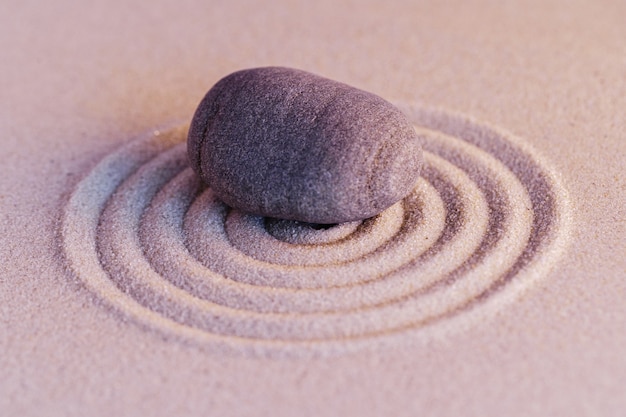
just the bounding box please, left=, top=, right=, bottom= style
left=187, top=67, right=424, bottom=224
left=363, top=121, right=425, bottom=220
left=307, top=82, right=424, bottom=222
left=187, top=91, right=212, bottom=178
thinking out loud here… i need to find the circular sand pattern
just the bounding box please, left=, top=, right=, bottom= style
left=61, top=104, right=571, bottom=356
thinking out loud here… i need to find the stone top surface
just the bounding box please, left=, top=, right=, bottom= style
left=188, top=67, right=423, bottom=223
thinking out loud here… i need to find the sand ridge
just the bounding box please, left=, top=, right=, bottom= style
left=60, top=103, right=572, bottom=357
left=4, top=1, right=625, bottom=415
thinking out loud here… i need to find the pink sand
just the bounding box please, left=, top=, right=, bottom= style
left=1, top=0, right=625, bottom=416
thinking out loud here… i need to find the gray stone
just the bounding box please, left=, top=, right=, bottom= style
left=187, top=67, right=423, bottom=224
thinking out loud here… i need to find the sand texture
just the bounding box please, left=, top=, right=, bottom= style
left=1, top=1, right=625, bottom=416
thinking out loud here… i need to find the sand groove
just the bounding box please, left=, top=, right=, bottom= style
left=61, top=104, right=571, bottom=356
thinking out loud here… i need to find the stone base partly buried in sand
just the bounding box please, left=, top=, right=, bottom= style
left=61, top=104, right=570, bottom=356
left=2, top=1, right=625, bottom=416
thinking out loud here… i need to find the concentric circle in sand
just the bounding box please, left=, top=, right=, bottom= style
left=61, top=104, right=571, bottom=356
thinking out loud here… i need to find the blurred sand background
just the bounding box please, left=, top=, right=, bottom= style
left=1, top=0, right=625, bottom=415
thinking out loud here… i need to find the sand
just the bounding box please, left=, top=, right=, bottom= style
left=1, top=0, right=625, bottom=416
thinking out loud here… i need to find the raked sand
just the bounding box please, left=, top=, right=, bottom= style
left=1, top=1, right=625, bottom=416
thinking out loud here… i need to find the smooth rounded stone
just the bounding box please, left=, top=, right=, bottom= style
left=188, top=66, right=423, bottom=224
